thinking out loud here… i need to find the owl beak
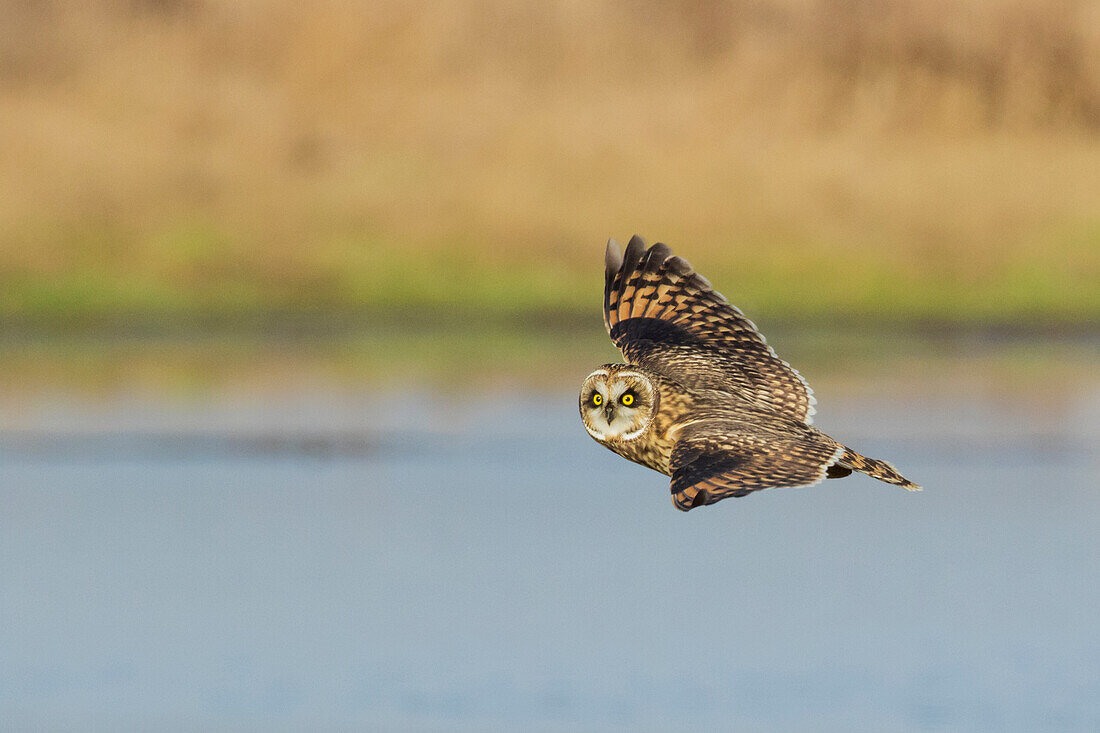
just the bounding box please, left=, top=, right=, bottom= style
left=604, top=405, right=615, bottom=422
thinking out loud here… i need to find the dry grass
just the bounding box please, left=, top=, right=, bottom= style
left=1, top=0, right=1098, bottom=328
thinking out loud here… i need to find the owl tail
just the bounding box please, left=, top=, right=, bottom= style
left=836, top=448, right=921, bottom=491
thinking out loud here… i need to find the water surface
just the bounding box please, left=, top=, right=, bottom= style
left=1, top=337, right=1098, bottom=731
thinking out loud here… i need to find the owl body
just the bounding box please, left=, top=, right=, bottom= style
left=582, top=364, right=839, bottom=475
left=581, top=236, right=920, bottom=511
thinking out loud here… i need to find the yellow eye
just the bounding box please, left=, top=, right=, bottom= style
left=621, top=393, right=634, bottom=406
left=592, top=393, right=603, bottom=406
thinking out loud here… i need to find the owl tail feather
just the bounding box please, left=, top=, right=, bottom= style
left=838, top=448, right=921, bottom=491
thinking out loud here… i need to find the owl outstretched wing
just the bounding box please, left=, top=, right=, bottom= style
left=604, top=236, right=816, bottom=424
left=669, top=419, right=844, bottom=511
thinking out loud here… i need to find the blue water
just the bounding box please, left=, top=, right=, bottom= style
left=1, top=382, right=1098, bottom=731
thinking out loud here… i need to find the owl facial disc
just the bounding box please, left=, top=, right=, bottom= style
left=579, top=367, right=656, bottom=443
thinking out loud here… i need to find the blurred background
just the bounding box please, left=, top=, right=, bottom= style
left=1, top=1, right=1098, bottom=730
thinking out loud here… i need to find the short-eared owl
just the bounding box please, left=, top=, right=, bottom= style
left=580, top=236, right=920, bottom=511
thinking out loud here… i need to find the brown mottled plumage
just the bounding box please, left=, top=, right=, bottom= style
left=580, top=236, right=920, bottom=511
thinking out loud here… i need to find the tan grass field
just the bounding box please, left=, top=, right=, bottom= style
left=1, top=0, right=1098, bottom=329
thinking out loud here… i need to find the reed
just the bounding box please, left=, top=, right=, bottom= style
left=2, top=1, right=1097, bottom=328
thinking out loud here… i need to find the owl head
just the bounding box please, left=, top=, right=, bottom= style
left=579, top=365, right=658, bottom=443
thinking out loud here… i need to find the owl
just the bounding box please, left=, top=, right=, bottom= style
left=580, top=236, right=920, bottom=511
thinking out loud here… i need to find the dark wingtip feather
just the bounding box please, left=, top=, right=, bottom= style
left=621, top=235, right=647, bottom=275
left=667, top=255, right=694, bottom=277
left=640, top=242, right=672, bottom=272
left=605, top=238, right=623, bottom=277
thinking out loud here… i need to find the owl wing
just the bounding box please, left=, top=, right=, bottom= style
left=604, top=236, right=816, bottom=424
left=669, top=419, right=844, bottom=511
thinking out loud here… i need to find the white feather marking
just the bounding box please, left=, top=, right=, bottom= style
left=583, top=422, right=608, bottom=441
left=778, top=445, right=848, bottom=492
left=618, top=419, right=652, bottom=441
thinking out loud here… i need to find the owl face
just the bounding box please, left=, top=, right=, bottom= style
left=579, top=367, right=657, bottom=443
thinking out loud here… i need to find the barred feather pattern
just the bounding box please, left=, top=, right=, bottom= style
left=604, top=236, right=817, bottom=424
left=839, top=448, right=922, bottom=491
left=669, top=419, right=844, bottom=511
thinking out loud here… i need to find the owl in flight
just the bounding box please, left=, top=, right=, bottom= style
left=580, top=236, right=920, bottom=511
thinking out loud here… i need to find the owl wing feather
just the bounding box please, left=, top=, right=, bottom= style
left=604, top=236, right=817, bottom=424
left=669, top=419, right=844, bottom=511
